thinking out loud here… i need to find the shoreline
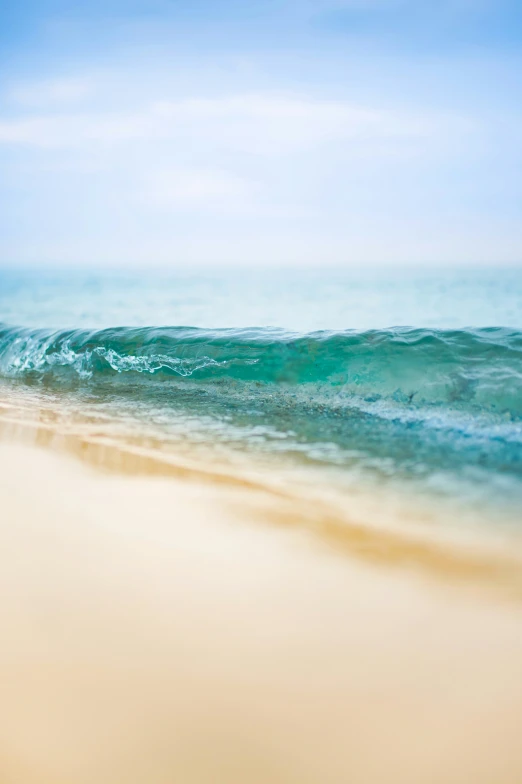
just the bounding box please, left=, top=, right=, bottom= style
left=1, top=394, right=522, bottom=601
left=1, top=433, right=522, bottom=782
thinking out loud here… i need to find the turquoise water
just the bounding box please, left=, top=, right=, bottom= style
left=1, top=267, right=521, bottom=527
left=1, top=268, right=521, bottom=331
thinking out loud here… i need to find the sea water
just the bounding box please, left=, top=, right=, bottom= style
left=1, top=266, right=521, bottom=532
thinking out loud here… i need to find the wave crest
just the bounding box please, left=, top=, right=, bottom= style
left=1, top=323, right=521, bottom=419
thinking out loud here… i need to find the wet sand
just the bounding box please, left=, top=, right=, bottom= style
left=1, top=434, right=522, bottom=783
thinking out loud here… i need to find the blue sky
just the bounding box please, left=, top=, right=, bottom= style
left=0, top=0, right=521, bottom=267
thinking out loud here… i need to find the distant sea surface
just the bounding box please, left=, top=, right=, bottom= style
left=1, top=266, right=521, bottom=532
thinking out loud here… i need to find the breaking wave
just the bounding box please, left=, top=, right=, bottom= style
left=0, top=323, right=521, bottom=419
left=2, top=321, right=522, bottom=523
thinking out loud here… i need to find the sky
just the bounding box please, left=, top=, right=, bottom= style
left=0, top=0, right=521, bottom=268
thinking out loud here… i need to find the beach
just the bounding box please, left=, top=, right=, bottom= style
left=2, top=0, right=522, bottom=777
left=2, top=417, right=522, bottom=784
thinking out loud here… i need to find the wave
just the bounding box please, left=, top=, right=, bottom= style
left=1, top=323, right=521, bottom=418
left=1, top=321, right=522, bottom=520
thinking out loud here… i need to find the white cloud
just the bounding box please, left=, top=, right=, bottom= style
left=0, top=92, right=441, bottom=155
left=138, top=167, right=254, bottom=212
left=0, top=69, right=505, bottom=266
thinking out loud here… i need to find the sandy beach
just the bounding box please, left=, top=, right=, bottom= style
left=1, top=419, right=522, bottom=784
left=2, top=0, right=521, bottom=777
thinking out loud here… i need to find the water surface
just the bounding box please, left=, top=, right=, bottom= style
left=1, top=267, right=521, bottom=533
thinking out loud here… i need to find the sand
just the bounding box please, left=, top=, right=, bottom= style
left=1, top=429, right=522, bottom=783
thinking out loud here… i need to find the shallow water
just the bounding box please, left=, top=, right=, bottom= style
left=1, top=267, right=521, bottom=532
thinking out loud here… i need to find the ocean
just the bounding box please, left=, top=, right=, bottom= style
left=1, top=266, right=521, bottom=534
